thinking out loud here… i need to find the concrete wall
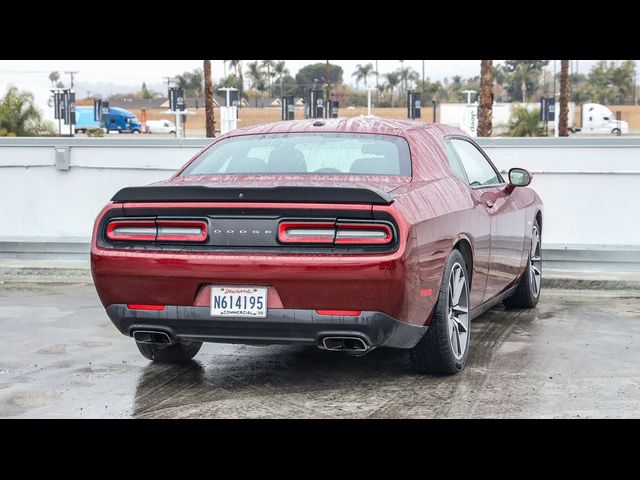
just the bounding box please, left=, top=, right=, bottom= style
left=0, top=137, right=638, bottom=255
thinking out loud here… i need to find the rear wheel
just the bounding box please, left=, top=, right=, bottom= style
left=409, top=249, right=470, bottom=375
left=504, top=219, right=541, bottom=308
left=136, top=341, right=202, bottom=363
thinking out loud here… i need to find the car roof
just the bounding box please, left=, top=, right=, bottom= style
left=222, top=117, right=466, bottom=139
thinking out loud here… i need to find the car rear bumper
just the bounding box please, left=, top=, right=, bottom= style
left=105, top=304, right=427, bottom=349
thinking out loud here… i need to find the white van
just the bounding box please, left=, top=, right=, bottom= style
left=146, top=120, right=176, bottom=134
left=579, top=103, right=629, bottom=134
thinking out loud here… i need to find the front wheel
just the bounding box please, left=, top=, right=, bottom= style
left=504, top=219, right=542, bottom=308
left=136, top=340, right=202, bottom=363
left=409, top=249, right=470, bottom=375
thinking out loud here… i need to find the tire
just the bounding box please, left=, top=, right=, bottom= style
left=503, top=219, right=542, bottom=309
left=409, top=249, right=471, bottom=375
left=612, top=128, right=621, bottom=135
left=136, top=340, right=202, bottom=363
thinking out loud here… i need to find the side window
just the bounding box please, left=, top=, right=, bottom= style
left=444, top=140, right=467, bottom=181
left=450, top=139, right=502, bottom=187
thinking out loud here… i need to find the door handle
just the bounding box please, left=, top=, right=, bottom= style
left=485, top=200, right=494, bottom=208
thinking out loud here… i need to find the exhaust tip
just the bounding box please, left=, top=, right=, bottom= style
left=322, top=336, right=369, bottom=352
left=132, top=330, right=172, bottom=345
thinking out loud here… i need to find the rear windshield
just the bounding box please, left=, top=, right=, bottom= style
left=181, top=133, right=412, bottom=176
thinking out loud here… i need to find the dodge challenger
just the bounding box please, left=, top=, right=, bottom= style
left=91, top=118, right=543, bottom=374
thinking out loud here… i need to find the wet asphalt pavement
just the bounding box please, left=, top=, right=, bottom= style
left=1, top=282, right=639, bottom=418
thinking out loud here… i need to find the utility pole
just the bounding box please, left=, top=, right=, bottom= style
left=65, top=71, right=78, bottom=89
left=422, top=60, right=425, bottom=88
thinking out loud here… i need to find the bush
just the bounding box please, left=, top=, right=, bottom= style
left=86, top=127, right=104, bottom=137
left=508, top=106, right=544, bottom=137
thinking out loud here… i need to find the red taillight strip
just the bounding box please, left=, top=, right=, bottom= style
left=106, top=221, right=156, bottom=241
left=127, top=304, right=165, bottom=311
left=334, top=223, right=393, bottom=245
left=316, top=310, right=362, bottom=316
left=278, top=222, right=336, bottom=244
left=156, top=220, right=208, bottom=242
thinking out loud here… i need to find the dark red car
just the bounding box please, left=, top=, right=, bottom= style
left=91, top=118, right=543, bottom=374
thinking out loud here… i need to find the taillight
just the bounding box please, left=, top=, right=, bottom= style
left=277, top=221, right=393, bottom=246
left=334, top=223, right=392, bottom=245
left=278, top=222, right=336, bottom=244
left=156, top=220, right=207, bottom=242
left=105, top=219, right=208, bottom=243
left=106, top=220, right=156, bottom=241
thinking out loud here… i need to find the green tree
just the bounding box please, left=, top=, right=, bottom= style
left=352, top=63, right=375, bottom=89
left=247, top=61, right=267, bottom=107
left=508, top=106, right=543, bottom=137
left=0, top=86, right=57, bottom=137
left=295, top=63, right=343, bottom=97
left=261, top=60, right=276, bottom=97
left=273, top=61, right=290, bottom=98
left=175, top=69, right=204, bottom=109
left=399, top=65, right=419, bottom=96
left=139, top=82, right=152, bottom=99
left=219, top=74, right=242, bottom=90
left=48, top=71, right=60, bottom=88
left=576, top=60, right=636, bottom=104
left=501, top=60, right=549, bottom=102
left=384, top=72, right=401, bottom=107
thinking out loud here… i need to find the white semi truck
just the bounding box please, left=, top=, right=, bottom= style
left=575, top=103, right=629, bottom=134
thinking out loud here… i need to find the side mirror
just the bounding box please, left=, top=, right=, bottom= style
left=505, top=168, right=531, bottom=194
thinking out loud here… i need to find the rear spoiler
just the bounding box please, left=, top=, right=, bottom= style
left=111, top=185, right=394, bottom=205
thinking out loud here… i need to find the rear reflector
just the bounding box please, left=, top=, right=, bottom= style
left=316, top=309, right=361, bottom=316
left=127, top=304, right=165, bottom=311
left=278, top=221, right=393, bottom=246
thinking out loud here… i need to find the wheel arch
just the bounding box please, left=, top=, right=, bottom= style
left=453, top=235, right=473, bottom=288
left=535, top=210, right=542, bottom=234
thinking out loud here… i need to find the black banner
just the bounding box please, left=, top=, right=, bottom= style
left=309, top=89, right=324, bottom=119
left=407, top=91, right=421, bottom=119
left=281, top=95, right=294, bottom=120
left=169, top=88, right=185, bottom=111
left=328, top=100, right=339, bottom=118
left=228, top=90, right=239, bottom=107
left=53, top=92, right=63, bottom=120
left=540, top=97, right=555, bottom=122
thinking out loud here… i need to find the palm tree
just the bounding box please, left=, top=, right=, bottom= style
left=0, top=86, right=56, bottom=136
left=559, top=60, right=569, bottom=136
left=478, top=60, right=494, bottom=137
left=273, top=61, right=289, bottom=98
left=399, top=66, right=418, bottom=95
left=261, top=60, right=276, bottom=98
left=385, top=72, right=401, bottom=108
left=247, top=61, right=266, bottom=107
left=510, top=64, right=531, bottom=103
left=228, top=60, right=243, bottom=100
left=352, top=63, right=375, bottom=89
left=204, top=60, right=215, bottom=138
left=48, top=71, right=60, bottom=88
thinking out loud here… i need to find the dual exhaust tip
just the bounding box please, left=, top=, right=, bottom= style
left=132, top=330, right=372, bottom=354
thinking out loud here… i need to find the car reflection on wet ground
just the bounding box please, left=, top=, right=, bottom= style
left=1, top=283, right=639, bottom=418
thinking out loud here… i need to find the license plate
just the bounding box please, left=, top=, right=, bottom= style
left=210, top=286, right=268, bottom=318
